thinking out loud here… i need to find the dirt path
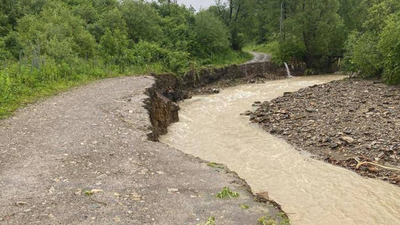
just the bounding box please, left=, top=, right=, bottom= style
left=0, top=76, right=281, bottom=225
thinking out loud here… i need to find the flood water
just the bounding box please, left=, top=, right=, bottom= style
left=160, top=76, right=400, bottom=225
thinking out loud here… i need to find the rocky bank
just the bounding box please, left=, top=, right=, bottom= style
left=250, top=79, right=400, bottom=186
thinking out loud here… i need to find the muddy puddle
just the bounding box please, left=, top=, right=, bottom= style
left=160, top=76, right=400, bottom=225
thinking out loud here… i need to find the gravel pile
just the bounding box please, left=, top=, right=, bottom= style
left=250, top=79, right=400, bottom=186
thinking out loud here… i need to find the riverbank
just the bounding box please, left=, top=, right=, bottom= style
left=250, top=78, right=400, bottom=186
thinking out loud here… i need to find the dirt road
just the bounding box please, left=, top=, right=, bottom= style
left=0, top=76, right=280, bottom=224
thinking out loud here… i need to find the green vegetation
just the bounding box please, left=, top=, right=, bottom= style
left=207, top=162, right=225, bottom=169
left=240, top=204, right=250, bottom=209
left=205, top=217, right=217, bottom=225
left=216, top=187, right=239, bottom=199
left=2, top=0, right=400, bottom=118
left=343, top=0, right=400, bottom=84
left=196, top=216, right=217, bottom=225
left=236, top=0, right=400, bottom=83
left=258, top=214, right=290, bottom=225
left=0, top=0, right=251, bottom=119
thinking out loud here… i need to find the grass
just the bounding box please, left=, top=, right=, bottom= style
left=0, top=51, right=251, bottom=120
left=240, top=204, right=250, bottom=209
left=258, top=216, right=277, bottom=225
left=258, top=213, right=291, bottom=225
left=196, top=216, right=217, bottom=225
left=244, top=43, right=271, bottom=54
left=207, top=162, right=225, bottom=169
left=215, top=187, right=239, bottom=199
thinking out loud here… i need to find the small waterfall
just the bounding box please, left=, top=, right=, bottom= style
left=284, top=62, right=293, bottom=78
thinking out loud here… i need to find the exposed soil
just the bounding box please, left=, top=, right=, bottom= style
left=0, top=76, right=285, bottom=225
left=146, top=57, right=291, bottom=140
left=249, top=78, right=400, bottom=186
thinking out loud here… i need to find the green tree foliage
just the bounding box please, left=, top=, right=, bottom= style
left=210, top=0, right=255, bottom=50
left=17, top=1, right=96, bottom=62
left=193, top=11, right=230, bottom=57
left=378, top=13, right=400, bottom=84
left=343, top=0, right=400, bottom=84
left=0, top=0, right=249, bottom=118
left=120, top=0, right=162, bottom=43
left=279, top=0, right=344, bottom=72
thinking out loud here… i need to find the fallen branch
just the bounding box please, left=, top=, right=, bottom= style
left=354, top=157, right=400, bottom=171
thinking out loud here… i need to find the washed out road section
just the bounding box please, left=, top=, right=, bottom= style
left=161, top=75, right=400, bottom=225
left=0, top=76, right=279, bottom=224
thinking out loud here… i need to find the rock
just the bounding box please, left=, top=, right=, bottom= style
left=240, top=111, right=252, bottom=116
left=168, top=188, right=179, bottom=193
left=212, top=88, right=220, bottom=94
left=130, top=192, right=142, bottom=201
left=340, top=136, right=355, bottom=145
left=330, top=142, right=340, bottom=149
left=306, top=108, right=317, bottom=113
left=16, top=201, right=28, bottom=206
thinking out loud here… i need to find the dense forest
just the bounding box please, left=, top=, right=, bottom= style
left=0, top=0, right=400, bottom=117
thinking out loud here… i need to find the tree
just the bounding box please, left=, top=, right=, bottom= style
left=378, top=13, right=400, bottom=84
left=193, top=11, right=230, bottom=57
left=17, top=1, right=96, bottom=62
left=281, top=0, right=344, bottom=71
left=120, top=0, right=162, bottom=43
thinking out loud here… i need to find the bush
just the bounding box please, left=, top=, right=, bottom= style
left=343, top=31, right=383, bottom=77
left=378, top=13, right=400, bottom=84
left=193, top=11, right=230, bottom=57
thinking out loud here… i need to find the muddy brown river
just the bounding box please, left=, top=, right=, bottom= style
left=160, top=76, right=400, bottom=225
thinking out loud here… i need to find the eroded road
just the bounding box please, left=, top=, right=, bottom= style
left=0, top=76, right=279, bottom=224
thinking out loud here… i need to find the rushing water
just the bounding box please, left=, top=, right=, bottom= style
left=160, top=76, right=400, bottom=225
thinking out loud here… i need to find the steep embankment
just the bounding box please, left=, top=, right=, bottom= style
left=250, top=79, right=400, bottom=186
left=146, top=54, right=288, bottom=140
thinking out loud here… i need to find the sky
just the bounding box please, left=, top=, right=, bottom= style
left=177, top=0, right=216, bottom=11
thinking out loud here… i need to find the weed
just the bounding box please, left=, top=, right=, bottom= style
left=216, top=187, right=239, bottom=198
left=258, top=216, right=277, bottom=225
left=196, top=216, right=217, bottom=225
left=205, top=216, right=216, bottom=225
left=258, top=213, right=291, bottom=225
left=83, top=190, right=94, bottom=196
left=207, top=162, right=225, bottom=169
left=240, top=204, right=250, bottom=209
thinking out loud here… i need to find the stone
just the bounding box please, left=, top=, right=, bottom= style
left=168, top=188, right=179, bottom=193
left=340, top=136, right=355, bottom=145
left=306, top=108, right=317, bottom=113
